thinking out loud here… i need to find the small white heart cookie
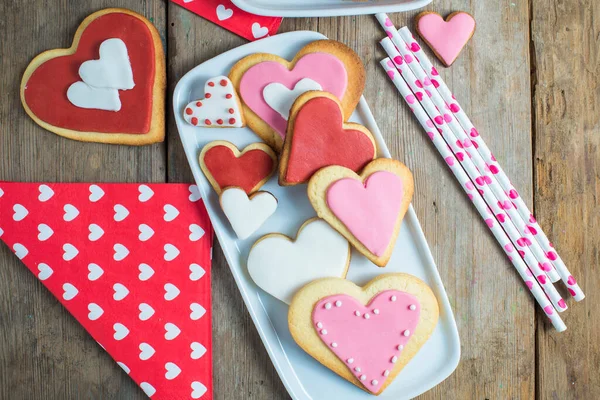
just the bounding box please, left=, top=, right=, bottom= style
left=263, top=78, right=322, bottom=120
left=220, top=187, right=277, bottom=240
left=183, top=76, right=245, bottom=128
left=247, top=218, right=350, bottom=304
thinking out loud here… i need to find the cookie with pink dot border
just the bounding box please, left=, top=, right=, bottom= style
left=415, top=11, right=476, bottom=67
left=288, top=273, right=439, bottom=395
left=183, top=76, right=245, bottom=128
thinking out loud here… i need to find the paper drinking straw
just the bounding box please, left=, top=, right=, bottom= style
left=380, top=57, right=566, bottom=332
left=380, top=33, right=565, bottom=290
left=395, top=25, right=584, bottom=301
left=380, top=38, right=567, bottom=313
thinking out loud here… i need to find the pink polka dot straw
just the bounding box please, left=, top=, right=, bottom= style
left=379, top=57, right=566, bottom=332
left=379, top=36, right=566, bottom=313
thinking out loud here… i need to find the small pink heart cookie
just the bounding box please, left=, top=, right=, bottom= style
left=288, top=273, right=439, bottom=395
left=307, top=158, right=414, bottom=267
left=415, top=11, right=476, bottom=67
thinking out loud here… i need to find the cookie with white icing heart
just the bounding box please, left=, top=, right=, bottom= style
left=220, top=187, right=277, bottom=240
left=183, top=76, right=245, bottom=128
left=248, top=218, right=350, bottom=304
left=288, top=273, right=439, bottom=395
left=229, top=40, right=365, bottom=151
left=20, top=8, right=165, bottom=145
left=199, top=140, right=277, bottom=195
left=308, top=158, right=413, bottom=267
left=279, top=91, right=377, bottom=186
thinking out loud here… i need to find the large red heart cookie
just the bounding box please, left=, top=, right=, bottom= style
left=20, top=8, right=165, bottom=145
left=288, top=273, right=439, bottom=395
left=199, top=140, right=277, bottom=195
left=278, top=91, right=376, bottom=186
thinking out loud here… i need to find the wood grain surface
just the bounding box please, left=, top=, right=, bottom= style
left=0, top=0, right=598, bottom=399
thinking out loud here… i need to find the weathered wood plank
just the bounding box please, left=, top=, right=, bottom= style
left=0, top=1, right=166, bottom=399
left=531, top=0, right=600, bottom=398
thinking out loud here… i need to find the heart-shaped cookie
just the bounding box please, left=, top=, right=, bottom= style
left=288, top=273, right=439, bottom=395
left=247, top=218, right=350, bottom=304
left=199, top=140, right=277, bottom=195
left=183, top=76, right=245, bottom=128
left=415, top=11, right=476, bottom=67
left=308, top=158, right=414, bottom=267
left=220, top=187, right=277, bottom=240
left=20, top=8, right=165, bottom=145
left=229, top=40, right=365, bottom=151
left=279, top=91, right=377, bottom=186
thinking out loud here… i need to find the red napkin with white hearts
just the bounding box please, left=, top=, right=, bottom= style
left=171, top=0, right=282, bottom=41
left=0, top=182, right=213, bottom=400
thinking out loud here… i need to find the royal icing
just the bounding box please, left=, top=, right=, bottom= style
left=202, top=145, right=274, bottom=194
left=417, top=12, right=476, bottom=66
left=183, top=76, right=243, bottom=127
left=285, top=97, right=375, bottom=183
left=67, top=38, right=134, bottom=111
left=312, top=290, right=421, bottom=394
left=263, top=78, right=322, bottom=120
left=23, top=12, right=156, bottom=133
left=327, top=171, right=404, bottom=256
left=247, top=219, right=349, bottom=304
left=220, top=188, right=277, bottom=240
left=239, top=53, right=348, bottom=138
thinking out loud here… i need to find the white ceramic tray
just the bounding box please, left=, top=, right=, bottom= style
left=173, top=31, right=460, bottom=400
left=231, top=0, right=432, bottom=17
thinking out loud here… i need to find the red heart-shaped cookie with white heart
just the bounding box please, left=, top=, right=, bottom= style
left=199, top=140, right=277, bottom=195
left=288, top=273, right=439, bottom=395
left=278, top=91, right=377, bottom=186
left=20, top=8, right=165, bottom=145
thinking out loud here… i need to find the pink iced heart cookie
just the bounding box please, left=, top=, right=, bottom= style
left=229, top=40, right=365, bottom=151
left=288, top=273, right=439, bottom=395
left=308, top=159, right=414, bottom=267
left=415, top=11, right=476, bottom=67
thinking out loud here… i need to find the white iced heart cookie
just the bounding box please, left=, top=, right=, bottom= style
left=220, top=187, right=277, bottom=240
left=263, top=78, right=322, bottom=120
left=79, top=39, right=135, bottom=90
left=247, top=218, right=351, bottom=304
left=183, top=76, right=245, bottom=128
left=67, top=38, right=134, bottom=111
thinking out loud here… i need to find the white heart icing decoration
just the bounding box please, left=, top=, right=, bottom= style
left=67, top=38, right=134, bottom=111
left=263, top=78, right=323, bottom=120
left=248, top=219, right=350, bottom=304
left=220, top=188, right=277, bottom=240
left=183, top=76, right=243, bottom=128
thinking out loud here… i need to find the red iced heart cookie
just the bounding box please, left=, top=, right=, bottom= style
left=199, top=140, right=277, bottom=195
left=415, top=11, right=476, bottom=67
left=289, top=273, right=439, bottom=395
left=279, top=92, right=376, bottom=185
left=20, top=8, right=165, bottom=145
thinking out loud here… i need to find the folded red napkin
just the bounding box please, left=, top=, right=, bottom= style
left=0, top=182, right=213, bottom=399
left=171, top=0, right=282, bottom=41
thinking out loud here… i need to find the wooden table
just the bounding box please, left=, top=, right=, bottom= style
left=1, top=0, right=598, bottom=398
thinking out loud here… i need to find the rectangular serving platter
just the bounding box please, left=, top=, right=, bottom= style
left=173, top=31, right=460, bottom=400
left=231, top=0, right=432, bottom=17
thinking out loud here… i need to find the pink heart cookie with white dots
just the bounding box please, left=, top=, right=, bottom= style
left=288, top=273, right=439, bottom=395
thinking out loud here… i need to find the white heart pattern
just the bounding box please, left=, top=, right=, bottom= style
left=13, top=204, right=28, bottom=221
left=88, top=224, right=104, bottom=241
left=63, top=243, right=79, bottom=261
left=165, top=362, right=182, bottom=380
left=247, top=219, right=350, bottom=304
left=190, top=303, right=206, bottom=321
left=191, top=382, right=208, bottom=399
left=252, top=22, right=269, bottom=39
left=13, top=243, right=28, bottom=259
left=138, top=263, right=155, bottom=281
left=189, top=224, right=205, bottom=242
left=220, top=188, right=277, bottom=240
left=113, top=283, right=130, bottom=301
left=140, top=382, right=156, bottom=397
left=89, top=185, right=105, bottom=202
left=37, top=224, right=54, bottom=241
left=64, top=204, right=80, bottom=221
left=189, top=264, right=205, bottom=281
left=164, top=244, right=180, bottom=261
left=138, top=184, right=154, bottom=202
left=38, top=184, right=54, bottom=202
left=138, top=224, right=155, bottom=241
left=182, top=76, right=243, bottom=128
left=263, top=78, right=322, bottom=120
left=216, top=4, right=233, bottom=21
left=88, top=303, right=104, bottom=320
left=117, top=362, right=130, bottom=374
left=139, top=343, right=156, bottom=360
left=164, top=323, right=181, bottom=340
left=88, top=263, right=104, bottom=281
left=164, top=204, right=180, bottom=222
left=37, top=263, right=53, bottom=281
left=188, top=185, right=201, bottom=202
left=114, top=244, right=129, bottom=261
left=139, top=303, right=155, bottom=321
left=190, top=342, right=207, bottom=360
left=63, top=283, right=78, bottom=300
left=113, top=323, right=130, bottom=340
left=164, top=283, right=181, bottom=301
left=113, top=204, right=129, bottom=221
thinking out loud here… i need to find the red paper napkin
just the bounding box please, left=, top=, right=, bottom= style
left=171, top=0, right=282, bottom=41
left=0, top=182, right=213, bottom=400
